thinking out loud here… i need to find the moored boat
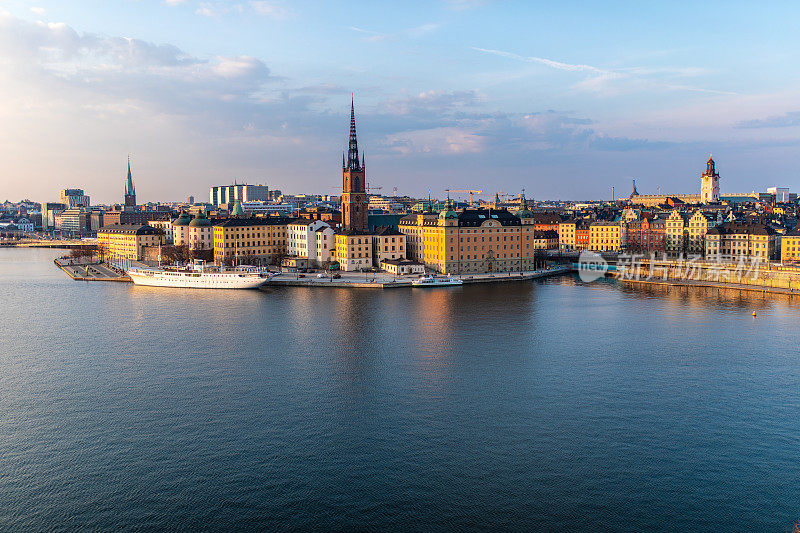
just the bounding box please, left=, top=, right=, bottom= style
left=127, top=260, right=271, bottom=289
left=412, top=275, right=463, bottom=287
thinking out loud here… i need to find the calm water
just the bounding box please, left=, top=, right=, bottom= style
left=2, top=248, right=800, bottom=531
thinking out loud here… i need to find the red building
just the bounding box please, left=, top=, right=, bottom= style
left=575, top=221, right=590, bottom=249
left=625, top=216, right=666, bottom=253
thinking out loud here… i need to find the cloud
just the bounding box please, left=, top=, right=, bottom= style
left=29, top=7, right=46, bottom=15
left=348, top=22, right=440, bottom=43
left=194, top=2, right=245, bottom=17
left=250, top=1, right=291, bottom=18
left=737, top=111, right=800, bottom=129
left=384, top=127, right=485, bottom=155
left=472, top=46, right=736, bottom=97
left=383, top=90, right=481, bottom=116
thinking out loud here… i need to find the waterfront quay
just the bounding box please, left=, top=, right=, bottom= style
left=267, top=266, right=571, bottom=289
left=610, top=257, right=800, bottom=294
left=54, top=257, right=130, bottom=282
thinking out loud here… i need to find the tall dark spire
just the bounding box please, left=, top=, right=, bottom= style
left=347, top=96, right=361, bottom=171
left=706, top=153, right=717, bottom=176
left=125, top=155, right=135, bottom=196
left=124, top=154, right=136, bottom=207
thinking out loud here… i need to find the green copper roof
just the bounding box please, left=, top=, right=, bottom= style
left=172, top=211, right=191, bottom=226
left=231, top=198, right=245, bottom=216
left=516, top=194, right=533, bottom=218
left=439, top=196, right=458, bottom=219
left=188, top=213, right=211, bottom=227
left=125, top=158, right=135, bottom=196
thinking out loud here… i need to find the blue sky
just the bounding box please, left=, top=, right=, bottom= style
left=1, top=1, right=800, bottom=204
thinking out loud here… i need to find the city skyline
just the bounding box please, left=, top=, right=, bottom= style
left=2, top=1, right=800, bottom=203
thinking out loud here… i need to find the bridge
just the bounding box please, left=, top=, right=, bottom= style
left=1, top=237, right=97, bottom=248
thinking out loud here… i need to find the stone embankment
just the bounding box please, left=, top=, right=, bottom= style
left=265, top=266, right=572, bottom=289
left=616, top=259, right=800, bottom=296
left=54, top=258, right=130, bottom=282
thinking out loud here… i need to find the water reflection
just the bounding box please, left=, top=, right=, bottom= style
left=6, top=249, right=800, bottom=531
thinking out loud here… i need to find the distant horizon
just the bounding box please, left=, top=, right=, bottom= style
left=2, top=1, right=800, bottom=204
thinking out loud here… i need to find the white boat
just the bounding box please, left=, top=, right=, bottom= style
left=412, top=275, right=463, bottom=287
left=127, top=260, right=271, bottom=289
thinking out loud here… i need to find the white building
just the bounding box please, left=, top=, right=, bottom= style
left=148, top=218, right=175, bottom=244
left=287, top=219, right=335, bottom=267
left=767, top=187, right=793, bottom=203
left=210, top=184, right=269, bottom=206
left=700, top=156, right=720, bottom=204
left=241, top=202, right=295, bottom=215
left=172, top=212, right=191, bottom=247
left=380, top=259, right=425, bottom=275
left=187, top=213, right=214, bottom=250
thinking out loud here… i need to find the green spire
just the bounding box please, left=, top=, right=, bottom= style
left=231, top=198, right=245, bottom=216
left=516, top=191, right=533, bottom=218
left=125, top=156, right=135, bottom=196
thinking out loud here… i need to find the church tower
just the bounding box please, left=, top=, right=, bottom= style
left=700, top=154, right=720, bottom=203
left=124, top=156, right=136, bottom=208
left=341, top=98, right=368, bottom=231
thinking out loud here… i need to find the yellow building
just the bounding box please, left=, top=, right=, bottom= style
left=97, top=224, right=165, bottom=261
left=534, top=230, right=559, bottom=250
left=558, top=220, right=577, bottom=251
left=780, top=229, right=800, bottom=263
left=666, top=210, right=689, bottom=256
left=213, top=217, right=291, bottom=265
left=588, top=221, right=622, bottom=252
left=398, top=197, right=541, bottom=274
left=705, top=222, right=776, bottom=262
left=334, top=230, right=374, bottom=271
left=372, top=226, right=406, bottom=266
left=687, top=210, right=722, bottom=257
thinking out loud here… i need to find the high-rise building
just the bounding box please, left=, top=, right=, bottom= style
left=341, top=98, right=368, bottom=231
left=209, top=184, right=269, bottom=206
left=700, top=155, right=720, bottom=203
left=41, top=202, right=67, bottom=230
left=59, top=189, right=90, bottom=208
left=125, top=157, right=136, bottom=207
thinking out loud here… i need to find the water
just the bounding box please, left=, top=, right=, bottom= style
left=2, top=247, right=800, bottom=531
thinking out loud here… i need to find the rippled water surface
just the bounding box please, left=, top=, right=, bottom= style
left=2, top=248, right=800, bottom=531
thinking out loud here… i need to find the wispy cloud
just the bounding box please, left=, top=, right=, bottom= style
left=737, top=111, right=800, bottom=129
left=348, top=23, right=440, bottom=42
left=250, top=1, right=292, bottom=19
left=472, top=46, right=737, bottom=96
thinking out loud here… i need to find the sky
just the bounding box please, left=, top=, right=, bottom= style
left=1, top=0, right=800, bottom=204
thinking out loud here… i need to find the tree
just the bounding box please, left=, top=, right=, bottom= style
left=70, top=245, right=97, bottom=262
left=271, top=252, right=286, bottom=267
left=190, top=248, right=213, bottom=263
left=161, top=244, right=190, bottom=265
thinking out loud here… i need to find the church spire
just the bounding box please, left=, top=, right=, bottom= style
left=125, top=155, right=135, bottom=196
left=124, top=155, right=136, bottom=207
left=347, top=95, right=361, bottom=171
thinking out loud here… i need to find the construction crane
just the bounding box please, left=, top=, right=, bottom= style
left=445, top=189, right=483, bottom=207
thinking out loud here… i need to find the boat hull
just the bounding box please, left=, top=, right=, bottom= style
left=412, top=278, right=463, bottom=287
left=128, top=269, right=268, bottom=289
